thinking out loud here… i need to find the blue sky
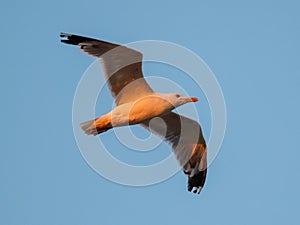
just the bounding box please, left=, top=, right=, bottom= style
left=1, top=0, right=300, bottom=225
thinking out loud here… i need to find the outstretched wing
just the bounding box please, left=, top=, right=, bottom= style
left=60, top=33, right=153, bottom=105
left=141, top=112, right=207, bottom=194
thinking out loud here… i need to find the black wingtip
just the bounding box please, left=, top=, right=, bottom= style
left=187, top=169, right=207, bottom=194
left=60, top=32, right=71, bottom=38
left=60, top=32, right=101, bottom=46
left=60, top=32, right=77, bottom=45
left=60, top=32, right=71, bottom=44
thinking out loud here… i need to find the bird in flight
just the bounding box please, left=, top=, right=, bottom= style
left=60, top=33, right=207, bottom=194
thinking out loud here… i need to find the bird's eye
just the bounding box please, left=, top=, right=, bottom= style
left=176, top=94, right=180, bottom=98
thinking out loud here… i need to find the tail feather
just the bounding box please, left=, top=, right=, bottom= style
left=80, top=117, right=112, bottom=136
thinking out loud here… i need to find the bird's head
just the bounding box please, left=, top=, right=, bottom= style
left=165, top=93, right=198, bottom=108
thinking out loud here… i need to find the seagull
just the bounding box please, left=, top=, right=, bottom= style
left=60, top=33, right=207, bottom=194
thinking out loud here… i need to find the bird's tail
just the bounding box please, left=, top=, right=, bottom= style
left=80, top=115, right=112, bottom=136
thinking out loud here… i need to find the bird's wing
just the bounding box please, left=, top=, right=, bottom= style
left=60, top=33, right=153, bottom=105
left=140, top=112, right=207, bottom=194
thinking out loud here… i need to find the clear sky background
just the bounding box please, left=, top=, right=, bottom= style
left=1, top=0, right=300, bottom=225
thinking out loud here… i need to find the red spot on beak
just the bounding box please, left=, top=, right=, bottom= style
left=190, top=97, right=198, bottom=102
